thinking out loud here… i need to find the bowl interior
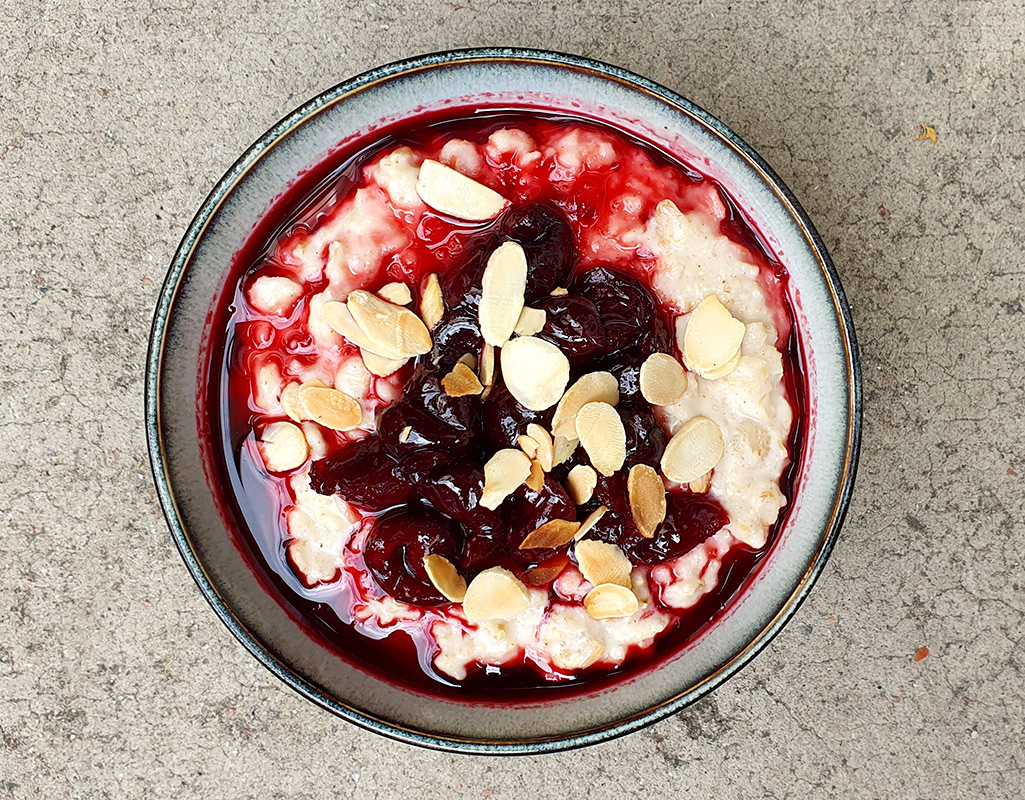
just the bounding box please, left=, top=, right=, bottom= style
left=147, top=50, right=859, bottom=753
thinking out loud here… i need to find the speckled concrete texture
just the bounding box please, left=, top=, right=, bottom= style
left=1, top=0, right=1022, bottom=797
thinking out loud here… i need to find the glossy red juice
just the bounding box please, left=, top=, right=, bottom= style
left=203, top=108, right=807, bottom=698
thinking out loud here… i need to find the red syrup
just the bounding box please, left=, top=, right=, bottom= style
left=202, top=109, right=809, bottom=699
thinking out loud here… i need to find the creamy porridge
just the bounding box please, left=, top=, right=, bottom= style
left=211, top=111, right=803, bottom=689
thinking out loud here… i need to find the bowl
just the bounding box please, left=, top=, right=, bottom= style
left=146, top=48, right=861, bottom=754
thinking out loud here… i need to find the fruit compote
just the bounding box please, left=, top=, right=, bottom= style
left=207, top=109, right=805, bottom=695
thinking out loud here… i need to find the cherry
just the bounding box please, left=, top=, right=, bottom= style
left=572, top=265, right=662, bottom=354
left=619, top=492, right=728, bottom=564
left=480, top=384, right=551, bottom=451
left=536, top=295, right=604, bottom=366
left=378, top=367, right=481, bottom=457
left=362, top=504, right=462, bottom=605
left=427, top=303, right=484, bottom=373
left=507, top=476, right=577, bottom=566
left=499, top=204, right=574, bottom=301
left=618, top=399, right=668, bottom=469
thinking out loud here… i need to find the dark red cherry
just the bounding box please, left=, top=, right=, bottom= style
left=619, top=492, right=729, bottom=565
left=362, top=505, right=462, bottom=605
left=480, top=384, right=551, bottom=451
left=499, top=204, right=574, bottom=302
left=427, top=304, right=484, bottom=373
left=507, top=476, right=577, bottom=566
left=618, top=400, right=668, bottom=469
left=572, top=265, right=661, bottom=354
left=309, top=440, right=412, bottom=510
left=378, top=368, right=481, bottom=457
left=536, top=295, right=604, bottom=365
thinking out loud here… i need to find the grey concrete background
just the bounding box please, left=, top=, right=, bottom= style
left=1, top=0, right=1022, bottom=796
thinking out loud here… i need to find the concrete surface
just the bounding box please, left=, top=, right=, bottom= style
left=1, top=0, right=1023, bottom=797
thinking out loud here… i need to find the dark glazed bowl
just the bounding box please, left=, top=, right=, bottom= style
left=146, top=48, right=861, bottom=754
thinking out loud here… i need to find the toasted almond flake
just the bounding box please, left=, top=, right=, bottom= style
left=549, top=286, right=569, bottom=297
left=524, top=556, right=570, bottom=586
left=399, top=425, right=412, bottom=443
left=462, top=567, right=530, bottom=622
left=575, top=539, right=632, bottom=587
left=281, top=379, right=329, bottom=422
left=479, top=449, right=532, bottom=510
left=526, top=424, right=554, bottom=472
left=457, top=352, right=477, bottom=370
left=423, top=555, right=467, bottom=602
left=640, top=353, right=688, bottom=406
left=575, top=401, right=627, bottom=477
left=682, top=295, right=746, bottom=376
left=519, top=519, right=581, bottom=550
left=552, top=435, right=579, bottom=466
left=518, top=434, right=540, bottom=460
left=479, top=242, right=528, bottom=346
left=700, top=348, right=742, bottom=380
left=689, top=471, right=712, bottom=493
left=573, top=505, right=608, bottom=541
left=514, top=306, right=547, bottom=336
left=566, top=464, right=598, bottom=505
left=361, top=348, right=408, bottom=377
left=420, top=273, right=445, bottom=330
left=525, top=458, right=545, bottom=491
left=628, top=464, right=667, bottom=538
left=321, top=301, right=382, bottom=354
left=415, top=159, right=508, bottom=221
left=584, top=583, right=639, bottom=619
left=551, top=372, right=619, bottom=439
left=442, top=362, right=484, bottom=397
left=661, top=416, right=725, bottom=484
left=479, top=342, right=496, bottom=387
left=347, top=290, right=433, bottom=359
left=258, top=421, right=309, bottom=472
left=500, top=336, right=570, bottom=411
left=377, top=281, right=412, bottom=306
left=296, top=386, right=362, bottom=431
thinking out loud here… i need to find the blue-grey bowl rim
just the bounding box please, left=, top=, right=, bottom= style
left=145, top=46, right=862, bottom=756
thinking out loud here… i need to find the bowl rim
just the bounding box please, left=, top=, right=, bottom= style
left=145, top=46, right=862, bottom=755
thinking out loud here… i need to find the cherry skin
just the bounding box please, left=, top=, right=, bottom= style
left=536, top=295, right=605, bottom=366
left=362, top=504, right=462, bottom=605
left=499, top=204, right=574, bottom=302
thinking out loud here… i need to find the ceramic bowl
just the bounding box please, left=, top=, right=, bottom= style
left=146, top=48, right=861, bottom=754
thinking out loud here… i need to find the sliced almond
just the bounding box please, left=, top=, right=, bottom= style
left=320, top=301, right=382, bottom=354
left=297, top=386, right=362, bottom=431
left=566, top=464, right=598, bottom=505
left=574, top=539, right=632, bottom=587
left=258, top=421, right=309, bottom=473
left=689, top=471, right=712, bottom=493
left=700, top=348, right=742, bottom=380
left=661, top=416, right=725, bottom=484
left=423, top=554, right=467, bottom=603
left=552, top=435, right=579, bottom=466
left=462, top=567, right=530, bottom=622
left=479, top=342, right=496, bottom=387
left=549, top=286, right=569, bottom=297
left=525, top=424, right=554, bottom=472
left=584, top=583, right=639, bottom=620
left=628, top=464, right=667, bottom=538
left=377, top=281, right=412, bottom=306
left=500, top=336, right=570, bottom=411
left=415, top=159, right=508, bottom=221
left=514, top=306, right=547, bottom=336
left=457, top=352, right=477, bottom=370
left=518, top=434, right=540, bottom=461
left=524, top=556, right=569, bottom=586
left=575, top=402, right=627, bottom=477
left=551, top=372, right=620, bottom=439
left=640, top=353, right=688, bottom=406
left=441, top=362, right=484, bottom=397
left=573, top=505, right=608, bottom=541
left=682, top=295, right=746, bottom=376
left=525, top=458, right=545, bottom=491
left=479, top=242, right=527, bottom=347
left=519, top=519, right=581, bottom=550
left=420, top=273, right=445, bottom=330
left=347, top=290, right=432, bottom=359
left=399, top=425, right=412, bottom=444
left=479, top=449, right=532, bottom=510
left=280, top=379, right=328, bottom=422
left=361, top=348, right=408, bottom=377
